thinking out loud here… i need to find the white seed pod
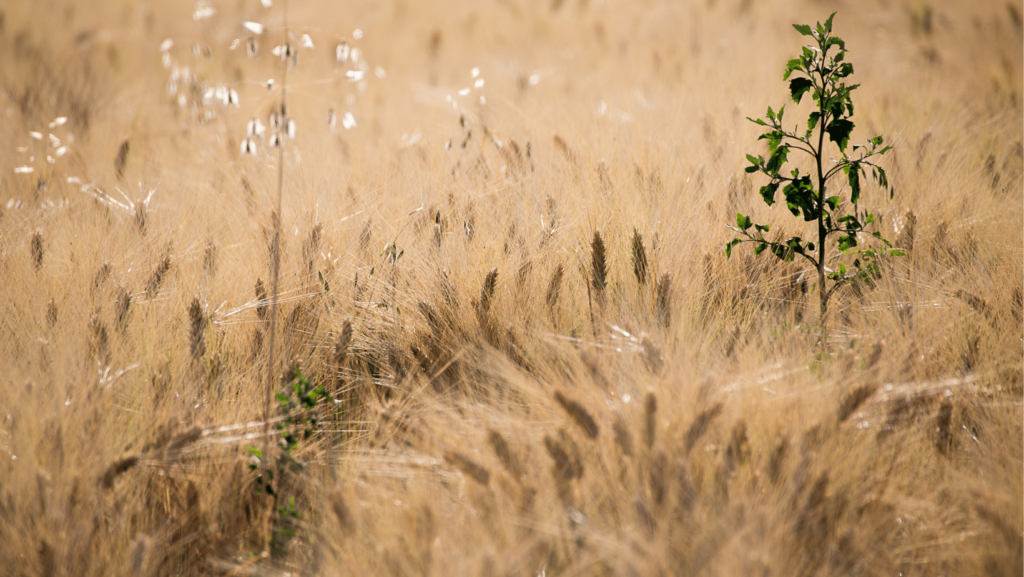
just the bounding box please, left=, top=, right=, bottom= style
left=345, top=70, right=364, bottom=82
left=353, top=29, right=363, bottom=39
left=193, top=3, right=216, bottom=21
left=244, top=21, right=264, bottom=35
left=55, top=146, right=68, bottom=158
left=272, top=45, right=283, bottom=57
left=300, top=34, right=314, bottom=49
left=342, top=112, right=356, bottom=130
left=29, top=131, right=43, bottom=140
left=241, top=138, right=257, bottom=155
left=286, top=119, right=296, bottom=140
left=160, top=39, right=173, bottom=52
left=458, top=88, right=470, bottom=96
left=48, top=134, right=60, bottom=146
left=228, top=89, right=240, bottom=108
left=471, top=67, right=480, bottom=78
left=14, top=167, right=34, bottom=174
left=261, top=0, right=272, bottom=7
left=247, top=118, right=266, bottom=139
left=336, top=41, right=349, bottom=63
left=269, top=133, right=281, bottom=147
left=474, top=78, right=484, bottom=88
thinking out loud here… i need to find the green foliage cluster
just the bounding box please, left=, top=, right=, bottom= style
left=246, top=368, right=327, bottom=550
left=727, top=13, right=904, bottom=321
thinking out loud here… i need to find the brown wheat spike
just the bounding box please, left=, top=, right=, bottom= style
left=546, top=264, right=563, bottom=312
left=641, top=337, right=664, bottom=373
left=358, top=217, right=372, bottom=256
left=487, top=430, right=523, bottom=479
left=188, top=297, right=205, bottom=361
left=100, top=455, right=139, bottom=489
left=128, top=536, right=150, bottom=575
left=766, top=436, right=789, bottom=485
left=93, top=262, right=112, bottom=291
left=656, top=272, right=672, bottom=329
left=935, top=400, right=954, bottom=456
left=649, top=450, right=668, bottom=506
left=89, top=310, right=110, bottom=363
left=303, top=221, right=323, bottom=274
left=591, top=230, right=608, bottom=294
left=613, top=413, right=634, bottom=457
left=114, top=139, right=130, bottom=179
left=46, top=298, right=57, bottom=328
left=644, top=392, right=657, bottom=449
left=202, top=237, right=217, bottom=279
left=164, top=427, right=202, bottom=461
left=444, top=450, right=491, bottom=486
left=684, top=402, right=723, bottom=453
left=114, top=286, right=132, bottom=332
left=38, top=539, right=55, bottom=577
left=254, top=278, right=269, bottom=321
left=543, top=433, right=584, bottom=481
left=837, top=384, right=878, bottom=424
left=897, top=210, right=916, bottom=251
left=546, top=196, right=558, bottom=232
left=553, top=391, right=599, bottom=439
left=334, top=320, right=352, bottom=365
left=954, top=289, right=991, bottom=319
left=631, top=228, right=648, bottom=286
left=330, top=488, right=355, bottom=533
left=478, top=268, right=498, bottom=313
left=553, top=134, right=578, bottom=166
left=31, top=229, right=43, bottom=270
left=146, top=253, right=172, bottom=298
left=134, top=201, right=147, bottom=235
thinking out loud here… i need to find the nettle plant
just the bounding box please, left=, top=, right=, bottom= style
left=726, top=13, right=903, bottom=323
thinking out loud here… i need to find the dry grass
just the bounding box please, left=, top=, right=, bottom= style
left=0, top=0, right=1020, bottom=575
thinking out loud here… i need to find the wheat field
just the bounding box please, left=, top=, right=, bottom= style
left=0, top=0, right=1021, bottom=575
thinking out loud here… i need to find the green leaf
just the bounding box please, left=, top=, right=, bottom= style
left=754, top=243, right=767, bottom=255
left=737, top=213, right=753, bottom=231
left=807, top=111, right=821, bottom=134
left=826, top=119, right=854, bottom=153
left=870, top=135, right=883, bottom=147
left=793, top=23, right=814, bottom=36
left=725, top=238, right=742, bottom=259
left=783, top=58, right=803, bottom=80
left=245, top=446, right=263, bottom=459
left=825, top=196, right=840, bottom=211
left=759, top=182, right=779, bottom=206
left=890, top=249, right=907, bottom=256
left=766, top=145, right=789, bottom=173
left=848, top=163, right=861, bottom=204
left=824, top=12, right=837, bottom=32
left=789, top=77, right=814, bottom=104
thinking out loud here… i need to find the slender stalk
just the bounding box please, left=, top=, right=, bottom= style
left=263, top=0, right=289, bottom=545
left=816, top=67, right=828, bottom=328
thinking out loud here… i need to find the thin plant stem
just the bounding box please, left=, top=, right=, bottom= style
left=263, top=0, right=289, bottom=554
